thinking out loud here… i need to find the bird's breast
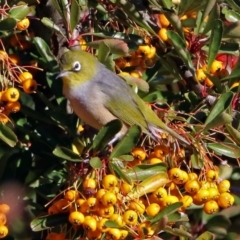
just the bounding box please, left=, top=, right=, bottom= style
left=63, top=82, right=118, bottom=130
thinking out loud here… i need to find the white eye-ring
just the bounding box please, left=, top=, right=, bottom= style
left=73, top=61, right=81, bottom=72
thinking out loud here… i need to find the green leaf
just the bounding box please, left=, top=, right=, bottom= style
left=127, top=173, right=169, bottom=198
left=197, top=0, right=216, bottom=34
left=92, top=119, right=122, bottom=153
left=223, top=8, right=240, bottom=22
left=203, top=112, right=233, bottom=132
left=164, top=225, right=192, bottom=238
left=202, top=3, right=220, bottom=35
left=110, top=125, right=141, bottom=159
left=207, top=19, right=223, bottom=71
left=225, top=0, right=240, bottom=12
left=89, top=39, right=129, bottom=56
left=112, top=163, right=132, bottom=185
left=226, top=124, right=240, bottom=146
left=51, top=0, right=68, bottom=27
left=97, top=41, right=115, bottom=70
left=9, top=5, right=31, bottom=20
left=30, top=213, right=68, bottom=231
left=204, top=92, right=234, bottom=126
left=149, top=202, right=182, bottom=224
left=41, top=17, right=66, bottom=36
left=195, top=231, right=215, bottom=240
left=190, top=152, right=204, bottom=169
left=118, top=73, right=149, bottom=93
left=53, top=146, right=83, bottom=162
left=125, top=163, right=168, bottom=181
left=0, top=147, right=19, bottom=180
left=0, top=124, right=18, bottom=147
left=33, top=37, right=59, bottom=71
left=207, top=142, right=240, bottom=158
left=164, top=11, right=185, bottom=40
left=70, top=0, right=80, bottom=32
left=90, top=157, right=102, bottom=169
left=0, top=18, right=17, bottom=32
left=167, top=30, right=195, bottom=76
left=105, top=220, right=122, bottom=228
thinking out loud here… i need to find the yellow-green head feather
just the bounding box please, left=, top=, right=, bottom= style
left=59, top=49, right=98, bottom=88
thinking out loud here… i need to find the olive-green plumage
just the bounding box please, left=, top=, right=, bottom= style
left=58, top=49, right=188, bottom=144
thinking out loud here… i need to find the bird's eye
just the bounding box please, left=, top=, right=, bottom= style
left=72, top=61, right=81, bottom=72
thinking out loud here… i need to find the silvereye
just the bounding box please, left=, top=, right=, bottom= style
left=57, top=49, right=188, bottom=144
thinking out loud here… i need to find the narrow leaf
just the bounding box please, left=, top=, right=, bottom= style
left=126, top=163, right=168, bottom=181
left=0, top=18, right=16, bottom=31
left=9, top=5, right=31, bottom=20
left=90, top=157, right=102, bottom=169
left=127, top=173, right=170, bottom=199
left=30, top=213, right=68, bottom=231
left=204, top=92, right=234, bottom=126
left=70, top=0, right=80, bottom=31
left=110, top=125, right=141, bottom=159
left=53, top=146, right=83, bottom=162
left=149, top=202, right=182, bottom=224
left=207, top=142, right=240, bottom=158
left=92, top=119, right=122, bottom=152
left=207, top=20, right=223, bottom=71
left=195, top=231, right=215, bottom=240
left=41, top=17, right=66, bottom=36
left=112, top=163, right=132, bottom=185
left=226, top=124, right=240, bottom=146
left=203, top=112, right=233, bottom=132
left=0, top=124, right=18, bottom=147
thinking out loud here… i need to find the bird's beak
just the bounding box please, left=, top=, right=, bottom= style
left=56, top=70, right=69, bottom=79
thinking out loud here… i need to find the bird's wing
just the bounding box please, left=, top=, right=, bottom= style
left=96, top=68, right=149, bottom=132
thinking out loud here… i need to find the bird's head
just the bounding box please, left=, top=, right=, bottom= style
left=57, top=49, right=98, bottom=88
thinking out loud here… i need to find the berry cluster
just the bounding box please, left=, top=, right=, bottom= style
left=45, top=144, right=234, bottom=240
left=0, top=203, right=10, bottom=238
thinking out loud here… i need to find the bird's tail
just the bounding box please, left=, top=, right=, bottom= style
left=148, top=124, right=189, bottom=145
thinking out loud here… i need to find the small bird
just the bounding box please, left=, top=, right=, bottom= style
left=57, top=49, right=188, bottom=144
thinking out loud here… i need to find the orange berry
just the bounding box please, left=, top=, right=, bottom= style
left=83, top=215, right=97, bottom=231
left=0, top=50, right=8, bottom=61
left=18, top=71, right=33, bottom=83
left=78, top=37, right=87, bottom=51
left=217, top=192, right=234, bottom=208
left=64, top=190, right=79, bottom=201
left=203, top=200, right=219, bottom=214
left=206, top=170, right=219, bottom=182
left=218, top=180, right=230, bottom=193
left=9, top=34, right=25, bottom=47
left=158, top=28, right=168, bottom=42
left=210, top=60, right=223, bottom=73
left=0, top=225, right=8, bottom=238
left=196, top=68, right=206, bottom=82
left=0, top=212, right=6, bottom=225
left=158, top=14, right=170, bottom=28
left=22, top=79, right=37, bottom=93
left=131, top=147, right=146, bottom=161
left=122, top=210, right=138, bottom=225
left=0, top=114, right=9, bottom=124
left=16, top=18, right=30, bottom=31
left=5, top=101, right=21, bottom=113
left=53, top=199, right=70, bottom=212
left=2, top=88, right=20, bottom=102
left=68, top=211, right=84, bottom=225
left=8, top=54, right=21, bottom=65
left=0, top=204, right=10, bottom=214
left=205, top=78, right=213, bottom=88
left=48, top=205, right=59, bottom=215
left=102, top=174, right=118, bottom=190
left=154, top=145, right=169, bottom=158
